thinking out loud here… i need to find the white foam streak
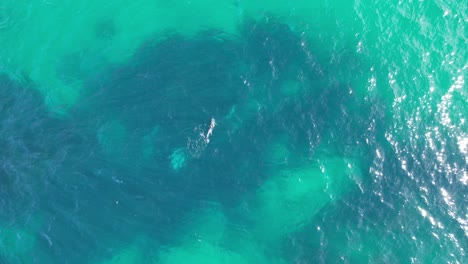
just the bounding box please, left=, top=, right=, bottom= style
left=205, top=117, right=216, bottom=144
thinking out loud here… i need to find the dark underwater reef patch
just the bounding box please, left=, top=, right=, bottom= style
left=72, top=17, right=375, bottom=195
left=0, top=75, right=63, bottom=212
left=0, top=73, right=194, bottom=262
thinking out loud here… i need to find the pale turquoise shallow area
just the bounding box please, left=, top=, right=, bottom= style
left=0, top=0, right=466, bottom=263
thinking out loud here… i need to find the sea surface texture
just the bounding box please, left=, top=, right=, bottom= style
left=0, top=0, right=467, bottom=263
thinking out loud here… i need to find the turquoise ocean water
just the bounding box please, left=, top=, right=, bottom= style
left=0, top=0, right=466, bottom=263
